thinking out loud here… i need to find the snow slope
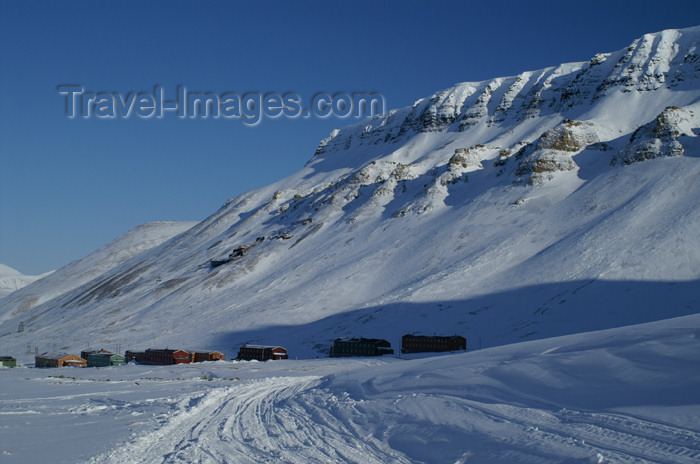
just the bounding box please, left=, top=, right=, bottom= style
left=0, top=264, right=50, bottom=299
left=1, top=26, right=700, bottom=361
left=1, top=314, right=698, bottom=463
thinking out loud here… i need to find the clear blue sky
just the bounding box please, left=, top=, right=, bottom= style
left=1, top=0, right=698, bottom=275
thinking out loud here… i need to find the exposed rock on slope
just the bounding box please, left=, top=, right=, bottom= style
left=513, top=120, right=600, bottom=184
left=612, top=106, right=697, bottom=165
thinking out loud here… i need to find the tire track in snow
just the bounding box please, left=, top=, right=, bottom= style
left=83, top=376, right=405, bottom=464
left=451, top=399, right=700, bottom=464
left=79, top=374, right=700, bottom=464
left=83, top=386, right=230, bottom=464
left=554, top=410, right=700, bottom=464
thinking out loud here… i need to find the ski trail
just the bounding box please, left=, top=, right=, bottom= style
left=83, top=376, right=406, bottom=464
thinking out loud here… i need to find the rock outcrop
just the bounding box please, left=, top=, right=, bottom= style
left=612, top=106, right=696, bottom=165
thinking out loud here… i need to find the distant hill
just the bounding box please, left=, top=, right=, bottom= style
left=0, top=264, right=51, bottom=299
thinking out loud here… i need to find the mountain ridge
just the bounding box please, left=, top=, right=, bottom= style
left=310, top=26, right=700, bottom=169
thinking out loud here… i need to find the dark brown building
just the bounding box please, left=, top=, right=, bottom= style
left=125, top=350, right=146, bottom=363
left=237, top=345, right=288, bottom=361
left=192, top=351, right=225, bottom=363
left=144, top=348, right=191, bottom=365
left=330, top=338, right=394, bottom=357
left=401, top=334, right=466, bottom=353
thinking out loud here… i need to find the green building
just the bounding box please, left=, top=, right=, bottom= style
left=87, top=352, right=125, bottom=367
left=330, top=338, right=394, bottom=357
left=0, top=356, right=17, bottom=367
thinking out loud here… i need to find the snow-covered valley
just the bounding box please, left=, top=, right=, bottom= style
left=2, top=314, right=699, bottom=463
left=1, top=24, right=700, bottom=463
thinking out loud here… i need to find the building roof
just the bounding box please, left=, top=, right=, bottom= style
left=241, top=345, right=285, bottom=350
left=90, top=352, right=124, bottom=358
left=146, top=348, right=189, bottom=353
left=335, top=337, right=390, bottom=344
left=36, top=352, right=82, bottom=360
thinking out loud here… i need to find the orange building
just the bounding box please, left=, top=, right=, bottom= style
left=35, top=353, right=87, bottom=368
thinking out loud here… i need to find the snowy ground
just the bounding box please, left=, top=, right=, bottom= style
left=1, top=314, right=698, bottom=464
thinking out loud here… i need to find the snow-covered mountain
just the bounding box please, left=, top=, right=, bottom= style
left=1, top=26, right=700, bottom=360
left=0, top=264, right=51, bottom=299
left=0, top=222, right=196, bottom=331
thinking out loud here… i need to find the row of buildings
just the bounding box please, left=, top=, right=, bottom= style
left=329, top=334, right=467, bottom=357
left=35, top=349, right=131, bottom=368
left=12, top=334, right=466, bottom=368
left=124, top=346, right=290, bottom=364
left=32, top=348, right=225, bottom=368
left=124, top=348, right=225, bottom=364
left=31, top=345, right=285, bottom=368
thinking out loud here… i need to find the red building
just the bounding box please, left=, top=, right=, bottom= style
left=401, top=335, right=466, bottom=353
left=192, top=351, right=225, bottom=363
left=237, top=345, right=288, bottom=361
left=144, top=348, right=191, bottom=364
